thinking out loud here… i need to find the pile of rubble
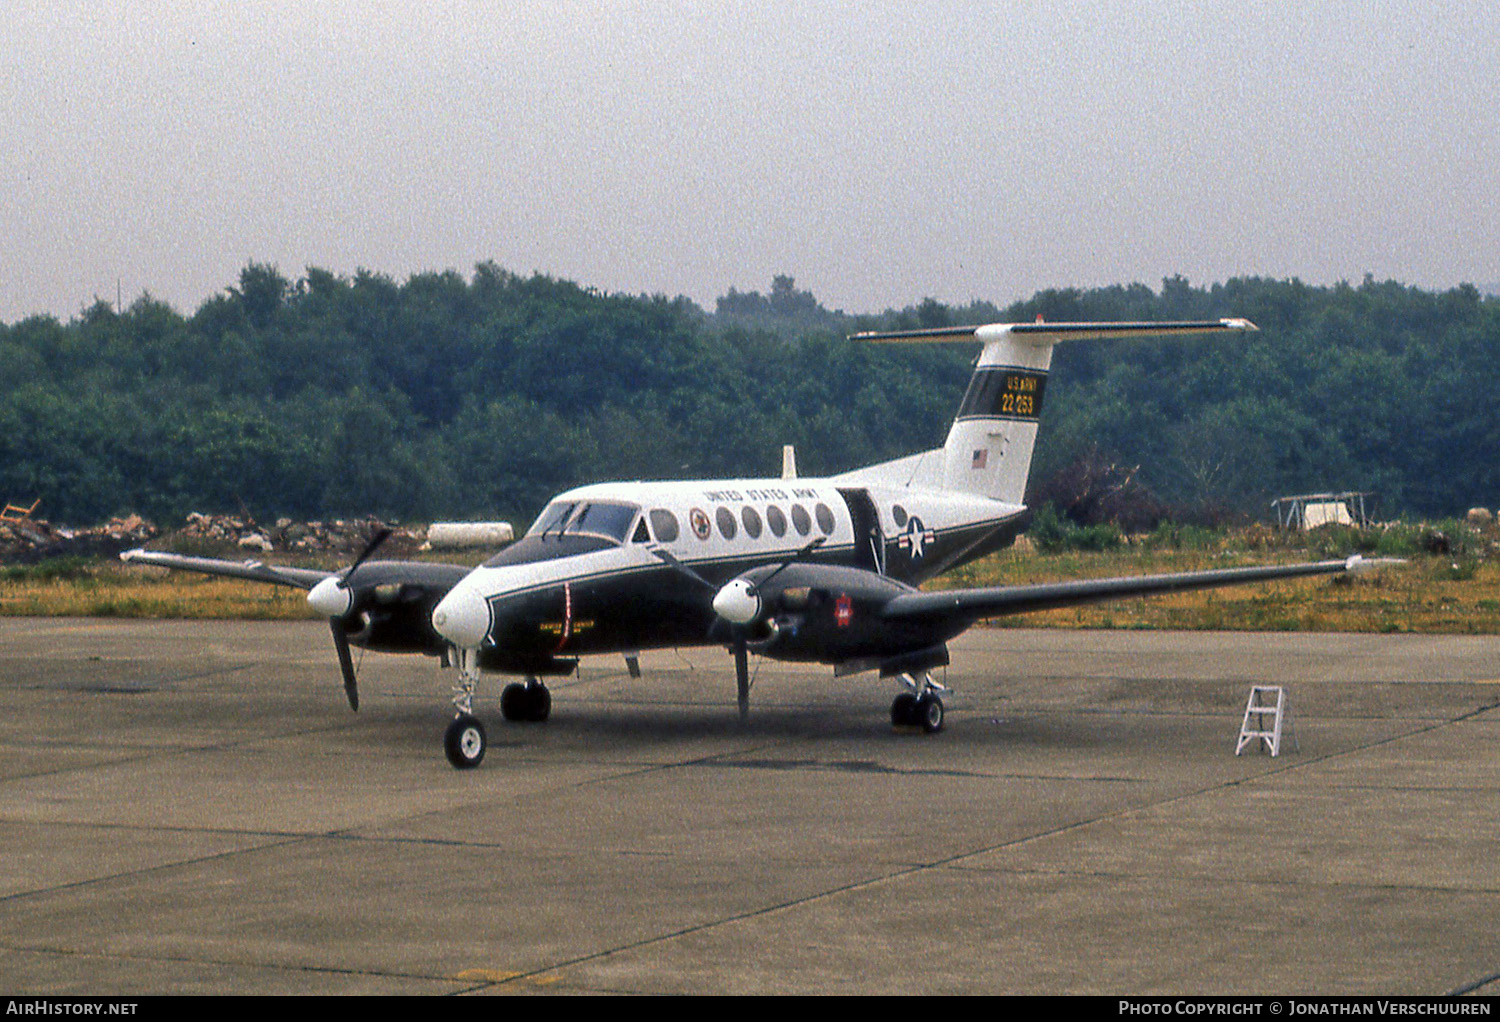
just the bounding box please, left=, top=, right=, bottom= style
left=0, top=514, right=158, bottom=563
left=0, top=507, right=518, bottom=564
left=0, top=509, right=436, bottom=564
left=175, top=513, right=426, bottom=556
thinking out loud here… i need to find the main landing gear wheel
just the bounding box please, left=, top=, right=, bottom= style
left=891, top=692, right=919, bottom=727
left=526, top=684, right=551, bottom=722
left=891, top=692, right=944, bottom=732
left=891, top=672, right=947, bottom=734
left=444, top=714, right=487, bottom=769
left=916, top=693, right=945, bottom=733
left=500, top=680, right=552, bottom=722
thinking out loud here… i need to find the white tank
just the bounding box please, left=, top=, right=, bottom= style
left=424, top=522, right=514, bottom=550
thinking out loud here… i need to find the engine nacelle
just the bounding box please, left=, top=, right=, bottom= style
left=719, top=562, right=967, bottom=666
left=316, top=562, right=472, bottom=657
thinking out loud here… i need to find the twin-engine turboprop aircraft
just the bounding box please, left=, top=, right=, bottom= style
left=125, top=318, right=1375, bottom=768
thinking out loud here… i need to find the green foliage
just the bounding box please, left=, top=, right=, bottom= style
left=0, top=556, right=95, bottom=582
left=1028, top=504, right=1125, bottom=553
left=1, top=267, right=1497, bottom=528
left=1027, top=504, right=1070, bottom=553
left=1142, top=520, right=1223, bottom=551
left=1303, top=525, right=1383, bottom=558
left=1298, top=519, right=1485, bottom=561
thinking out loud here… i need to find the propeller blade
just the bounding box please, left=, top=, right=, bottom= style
left=655, top=543, right=813, bottom=722
left=346, top=526, right=393, bottom=579
left=733, top=634, right=749, bottom=721
left=310, top=526, right=389, bottom=712
left=650, top=548, right=718, bottom=592
left=330, top=619, right=360, bottom=712
left=756, top=535, right=827, bottom=591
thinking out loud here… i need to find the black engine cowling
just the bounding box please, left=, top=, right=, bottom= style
left=722, top=562, right=964, bottom=666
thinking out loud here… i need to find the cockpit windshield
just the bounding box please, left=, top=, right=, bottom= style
left=524, top=500, right=639, bottom=545
left=527, top=501, right=578, bottom=539
left=567, top=502, right=640, bottom=543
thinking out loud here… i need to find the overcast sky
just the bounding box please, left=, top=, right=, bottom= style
left=3, top=1, right=1497, bottom=324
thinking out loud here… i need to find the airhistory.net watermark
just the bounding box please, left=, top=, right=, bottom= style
left=5, top=1003, right=138, bottom=1016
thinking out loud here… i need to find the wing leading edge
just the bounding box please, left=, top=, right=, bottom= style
left=881, top=555, right=1388, bottom=624
left=120, top=549, right=334, bottom=590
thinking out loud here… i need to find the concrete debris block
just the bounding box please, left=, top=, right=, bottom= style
left=0, top=514, right=158, bottom=562
left=0, top=510, right=443, bottom=564
left=166, top=512, right=426, bottom=556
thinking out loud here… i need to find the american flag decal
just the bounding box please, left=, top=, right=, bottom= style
left=971, top=448, right=987, bottom=470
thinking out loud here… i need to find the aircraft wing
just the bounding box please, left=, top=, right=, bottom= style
left=120, top=549, right=334, bottom=590
left=881, top=556, right=1383, bottom=623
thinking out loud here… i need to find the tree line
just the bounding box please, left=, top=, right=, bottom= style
left=1, top=263, right=1495, bottom=527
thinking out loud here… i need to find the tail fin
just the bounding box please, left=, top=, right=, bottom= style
left=850, top=319, right=1256, bottom=504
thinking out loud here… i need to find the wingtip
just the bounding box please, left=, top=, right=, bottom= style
left=1345, top=554, right=1405, bottom=574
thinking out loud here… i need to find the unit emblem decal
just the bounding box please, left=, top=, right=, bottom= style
left=689, top=508, right=711, bottom=540
left=834, top=593, right=853, bottom=628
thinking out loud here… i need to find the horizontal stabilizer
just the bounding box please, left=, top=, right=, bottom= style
left=850, top=318, right=1257, bottom=345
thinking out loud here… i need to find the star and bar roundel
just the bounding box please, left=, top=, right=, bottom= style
left=896, top=515, right=936, bottom=560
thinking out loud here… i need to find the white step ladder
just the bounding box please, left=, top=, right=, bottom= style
left=1236, top=685, right=1297, bottom=757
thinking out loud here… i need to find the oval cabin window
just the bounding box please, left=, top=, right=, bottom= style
left=791, top=504, right=811, bottom=536
left=649, top=509, right=679, bottom=543
left=815, top=503, right=835, bottom=535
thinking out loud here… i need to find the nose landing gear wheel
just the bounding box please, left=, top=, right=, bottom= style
left=444, top=714, right=487, bottom=769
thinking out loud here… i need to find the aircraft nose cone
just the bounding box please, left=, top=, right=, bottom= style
left=432, top=586, right=491, bottom=649
left=308, top=576, right=352, bottom=618
left=712, top=578, right=762, bottom=625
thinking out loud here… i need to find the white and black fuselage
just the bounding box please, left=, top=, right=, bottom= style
left=432, top=477, right=1030, bottom=675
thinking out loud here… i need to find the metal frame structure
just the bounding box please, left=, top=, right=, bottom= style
left=1271, top=492, right=1374, bottom=530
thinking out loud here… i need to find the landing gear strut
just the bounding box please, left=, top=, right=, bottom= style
left=441, top=650, right=556, bottom=768
left=445, top=646, right=487, bottom=769
left=891, top=672, right=947, bottom=733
